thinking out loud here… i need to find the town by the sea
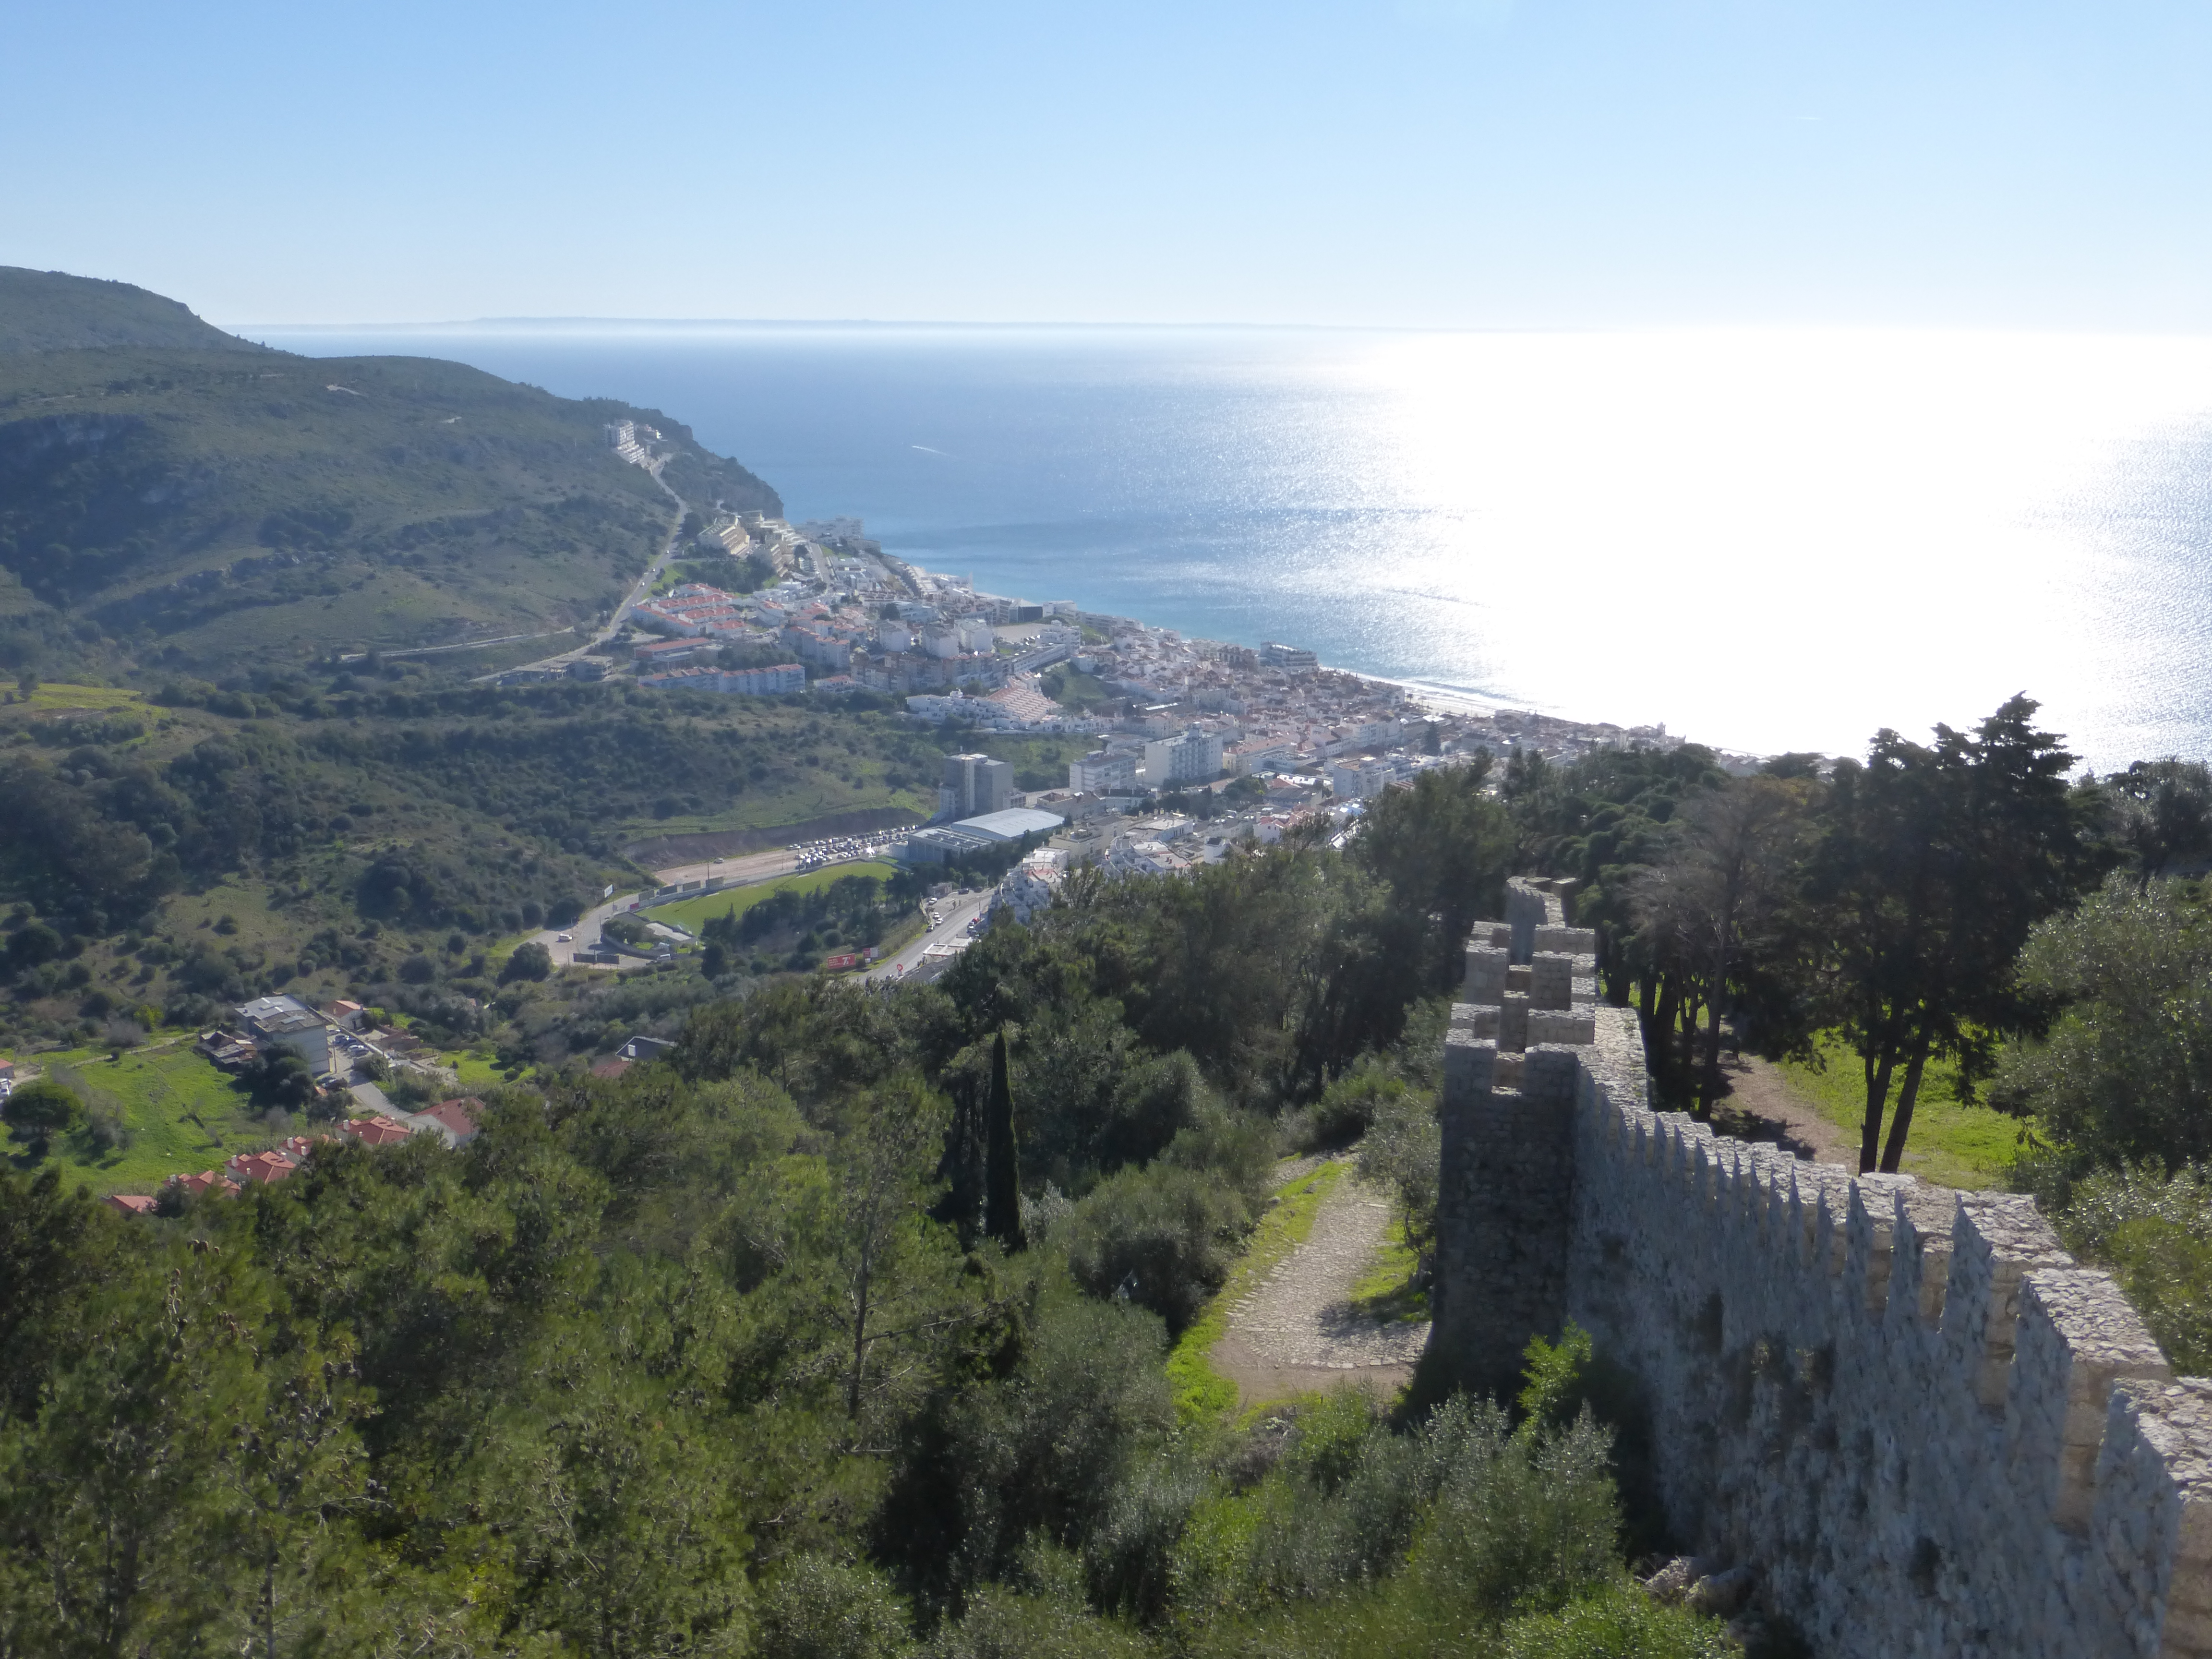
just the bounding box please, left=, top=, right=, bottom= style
left=245, top=321, right=2212, bottom=771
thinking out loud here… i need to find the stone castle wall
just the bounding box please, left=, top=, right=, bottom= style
left=1436, top=878, right=2212, bottom=1658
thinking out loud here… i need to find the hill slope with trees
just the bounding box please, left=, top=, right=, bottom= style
left=0, top=271, right=781, bottom=679
left=0, top=266, right=269, bottom=354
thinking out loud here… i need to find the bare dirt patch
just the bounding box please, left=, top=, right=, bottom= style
left=1708, top=1054, right=1857, bottom=1168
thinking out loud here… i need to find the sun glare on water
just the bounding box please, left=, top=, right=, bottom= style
left=1279, top=329, right=2212, bottom=764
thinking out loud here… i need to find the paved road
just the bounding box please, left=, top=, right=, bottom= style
left=481, top=458, right=689, bottom=683
left=596, top=462, right=690, bottom=646
left=866, top=888, right=994, bottom=984
left=518, top=848, right=866, bottom=970
left=524, top=890, right=645, bottom=970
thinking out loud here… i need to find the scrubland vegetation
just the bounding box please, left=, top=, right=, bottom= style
left=9, top=653, right=2212, bottom=1652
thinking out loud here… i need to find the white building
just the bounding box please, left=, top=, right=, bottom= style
left=1327, top=757, right=1397, bottom=800
left=1227, top=737, right=1297, bottom=777
left=1143, top=726, right=1225, bottom=789
left=235, top=995, right=335, bottom=1074
left=990, top=853, right=1068, bottom=926
left=1103, top=839, right=1192, bottom=879
left=1069, top=749, right=1139, bottom=793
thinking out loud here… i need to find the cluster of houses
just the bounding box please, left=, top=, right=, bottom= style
left=102, top=1096, right=484, bottom=1216
left=75, top=991, right=497, bottom=1214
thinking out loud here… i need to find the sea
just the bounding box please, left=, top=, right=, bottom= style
left=240, top=321, right=2212, bottom=771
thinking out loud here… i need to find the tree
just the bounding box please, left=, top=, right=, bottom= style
left=4, top=1078, right=82, bottom=1155
left=488, top=1336, right=752, bottom=1659
left=0, top=1165, right=103, bottom=1419
left=1994, top=875, right=2212, bottom=1169
left=1628, top=777, right=1809, bottom=1115
left=1807, top=696, right=2091, bottom=1172
left=2105, top=759, right=2212, bottom=890
left=502, top=940, right=553, bottom=983
left=222, top=1338, right=373, bottom=1659
left=822, top=1077, right=975, bottom=1421
left=4, top=922, right=63, bottom=974
left=985, top=1033, right=1024, bottom=1253
left=0, top=1253, right=268, bottom=1655
left=1355, top=758, right=1512, bottom=993
left=243, top=1050, right=315, bottom=1112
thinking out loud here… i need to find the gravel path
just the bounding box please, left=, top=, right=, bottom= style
left=1212, top=1164, right=1431, bottom=1402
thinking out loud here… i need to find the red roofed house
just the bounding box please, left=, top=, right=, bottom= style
left=340, top=1115, right=417, bottom=1147
left=417, top=1097, right=482, bottom=1146
left=226, top=1147, right=299, bottom=1185
left=168, top=1169, right=242, bottom=1201
left=104, top=1193, right=157, bottom=1215
left=590, top=1056, right=633, bottom=1080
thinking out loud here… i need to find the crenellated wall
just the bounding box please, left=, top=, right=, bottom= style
left=1435, top=878, right=2212, bottom=1658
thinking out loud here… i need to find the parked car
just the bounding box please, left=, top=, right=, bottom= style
left=556, top=932, right=574, bottom=943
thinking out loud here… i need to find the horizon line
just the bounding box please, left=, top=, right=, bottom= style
left=216, top=315, right=2212, bottom=342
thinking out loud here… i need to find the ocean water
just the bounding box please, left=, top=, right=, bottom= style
left=242, top=322, right=2212, bottom=769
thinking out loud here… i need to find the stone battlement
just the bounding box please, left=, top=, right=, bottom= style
left=1435, top=877, right=2212, bottom=1658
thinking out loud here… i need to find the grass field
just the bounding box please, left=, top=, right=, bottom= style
left=1165, top=1160, right=1350, bottom=1424
left=1777, top=1035, right=2025, bottom=1189
left=643, top=861, right=902, bottom=934
left=19, top=683, right=146, bottom=712
left=5, top=1040, right=277, bottom=1195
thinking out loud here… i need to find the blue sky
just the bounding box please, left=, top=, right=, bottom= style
left=6, top=0, right=2210, bottom=328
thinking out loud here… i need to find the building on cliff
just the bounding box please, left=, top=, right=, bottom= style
left=1435, top=876, right=2212, bottom=1659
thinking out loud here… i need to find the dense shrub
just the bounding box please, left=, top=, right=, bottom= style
left=1062, top=1164, right=1251, bottom=1336
left=1493, top=1586, right=1735, bottom=1659
left=1292, top=1055, right=1408, bottom=1151
left=2, top=1078, right=81, bottom=1154
left=1995, top=876, right=2212, bottom=1168
left=502, top=941, right=553, bottom=983
left=757, top=1556, right=915, bottom=1659
left=928, top=1585, right=1150, bottom=1659
left=2029, top=1163, right=2212, bottom=1372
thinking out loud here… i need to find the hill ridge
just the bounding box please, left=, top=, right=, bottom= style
left=0, top=266, right=268, bottom=354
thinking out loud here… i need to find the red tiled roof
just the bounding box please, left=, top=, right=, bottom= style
left=169, top=1169, right=242, bottom=1199
left=340, top=1115, right=416, bottom=1147
left=104, top=1193, right=157, bottom=1214
left=418, top=1098, right=483, bottom=1141
left=226, top=1148, right=300, bottom=1184
left=590, top=1057, right=633, bottom=1079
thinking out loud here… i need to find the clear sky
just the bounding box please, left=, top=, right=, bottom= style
left=7, top=0, right=2210, bottom=328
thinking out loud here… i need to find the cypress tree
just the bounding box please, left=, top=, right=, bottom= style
left=932, top=1068, right=986, bottom=1247
left=985, top=1030, right=1025, bottom=1252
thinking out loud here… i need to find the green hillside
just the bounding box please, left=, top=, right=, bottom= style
left=0, top=266, right=269, bottom=354
left=0, top=274, right=781, bottom=678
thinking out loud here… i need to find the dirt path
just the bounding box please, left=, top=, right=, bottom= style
left=1709, top=1054, right=1857, bottom=1168
left=1211, top=1166, right=1431, bottom=1405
